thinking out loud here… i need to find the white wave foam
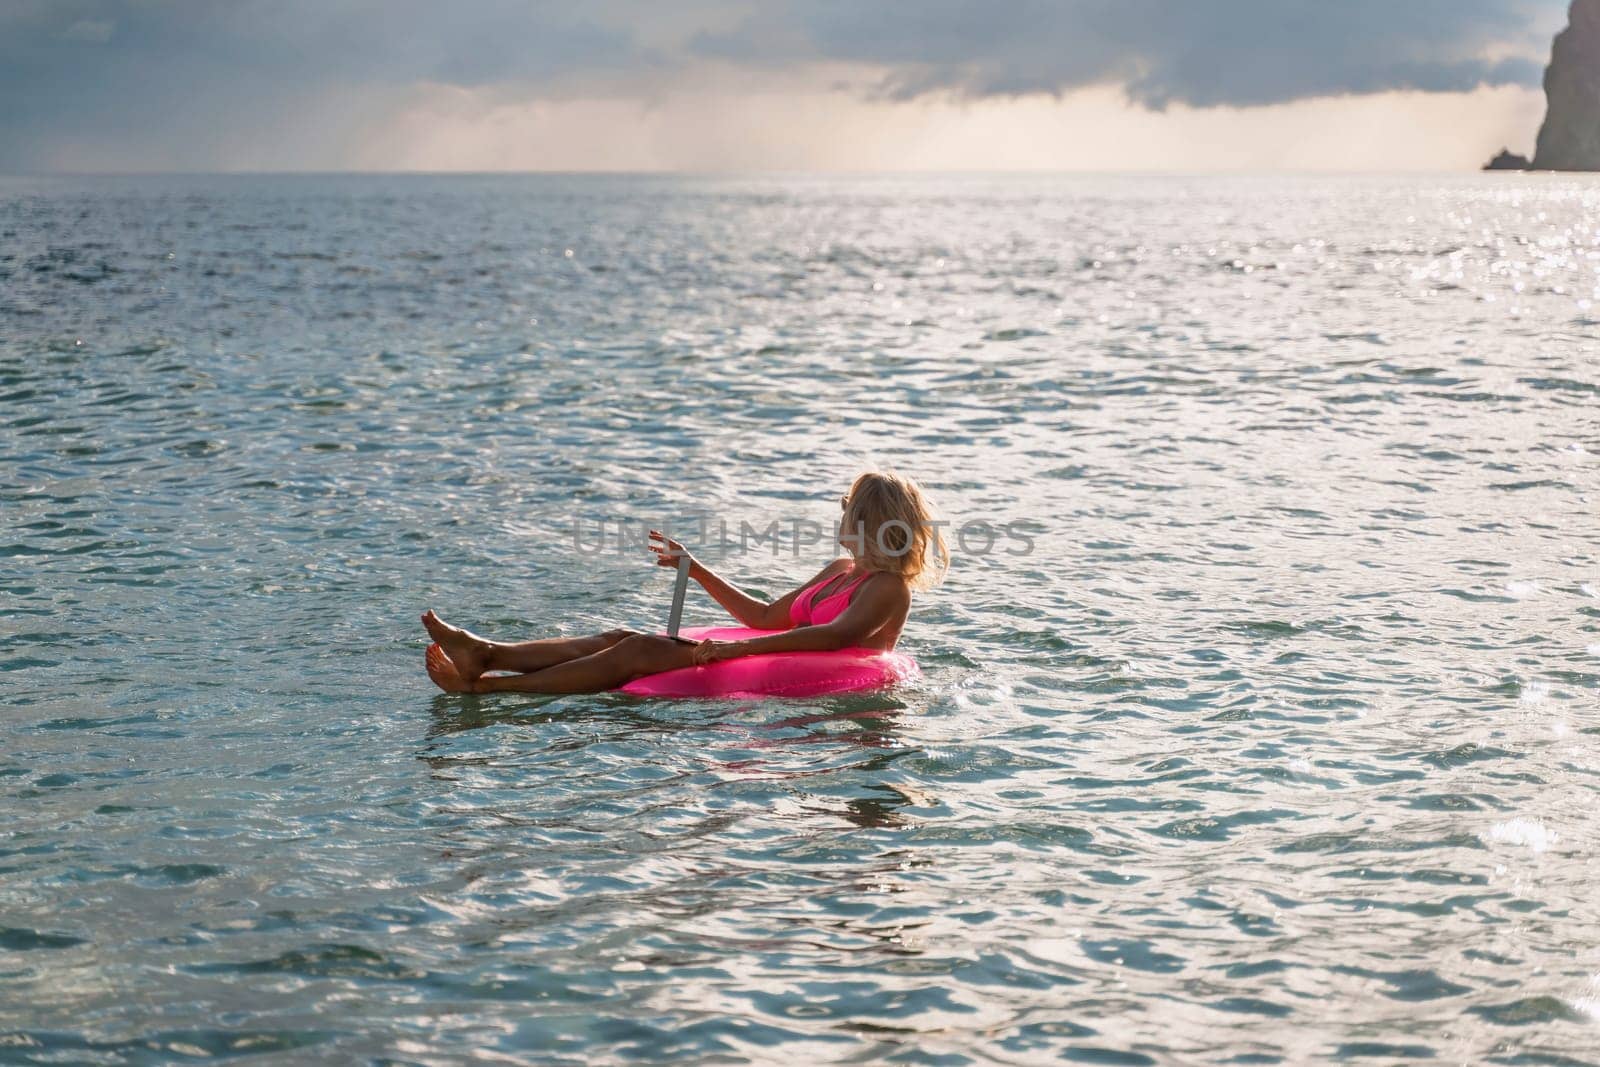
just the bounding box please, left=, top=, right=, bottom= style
left=1484, top=817, right=1558, bottom=854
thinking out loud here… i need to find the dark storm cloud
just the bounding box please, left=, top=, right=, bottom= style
left=0, top=0, right=648, bottom=168
left=0, top=0, right=1568, bottom=170
left=691, top=0, right=1558, bottom=109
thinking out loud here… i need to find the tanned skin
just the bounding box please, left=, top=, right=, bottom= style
left=422, top=530, right=910, bottom=695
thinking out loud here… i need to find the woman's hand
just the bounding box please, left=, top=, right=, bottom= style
left=692, top=639, right=741, bottom=666
left=648, top=530, right=698, bottom=575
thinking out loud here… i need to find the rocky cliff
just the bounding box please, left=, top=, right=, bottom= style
left=1532, top=0, right=1600, bottom=170
left=1483, top=149, right=1531, bottom=170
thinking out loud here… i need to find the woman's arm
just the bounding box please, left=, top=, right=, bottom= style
left=690, top=561, right=797, bottom=630
left=694, top=574, right=909, bottom=662
left=650, top=531, right=844, bottom=630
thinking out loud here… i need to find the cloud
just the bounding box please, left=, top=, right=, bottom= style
left=0, top=0, right=1572, bottom=171
left=690, top=0, right=1563, bottom=109
left=345, top=80, right=1549, bottom=174
left=0, top=0, right=649, bottom=169
left=61, top=18, right=114, bottom=44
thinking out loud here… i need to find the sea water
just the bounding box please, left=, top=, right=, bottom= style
left=2, top=173, right=1597, bottom=1064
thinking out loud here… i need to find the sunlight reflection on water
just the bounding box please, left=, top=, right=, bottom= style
left=1, top=173, right=1597, bottom=1063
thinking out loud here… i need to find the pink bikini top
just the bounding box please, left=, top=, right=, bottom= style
left=789, top=568, right=872, bottom=627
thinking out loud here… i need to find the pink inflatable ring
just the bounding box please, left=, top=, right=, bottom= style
left=619, top=626, right=919, bottom=699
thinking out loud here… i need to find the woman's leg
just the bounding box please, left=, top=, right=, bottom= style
left=422, top=611, right=637, bottom=682
left=462, top=634, right=694, bottom=695
left=484, top=628, right=639, bottom=673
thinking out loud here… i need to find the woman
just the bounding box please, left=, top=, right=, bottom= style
left=422, top=471, right=947, bottom=695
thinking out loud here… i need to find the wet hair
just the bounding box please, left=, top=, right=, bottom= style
left=839, top=470, right=949, bottom=590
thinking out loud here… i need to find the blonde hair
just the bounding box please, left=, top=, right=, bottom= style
left=839, top=470, right=949, bottom=590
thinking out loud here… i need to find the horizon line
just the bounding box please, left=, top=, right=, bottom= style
left=1, top=166, right=1583, bottom=179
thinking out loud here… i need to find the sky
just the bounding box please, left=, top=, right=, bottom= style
left=0, top=0, right=1575, bottom=173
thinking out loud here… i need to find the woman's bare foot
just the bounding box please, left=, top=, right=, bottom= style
left=421, top=610, right=491, bottom=682
left=426, top=642, right=476, bottom=694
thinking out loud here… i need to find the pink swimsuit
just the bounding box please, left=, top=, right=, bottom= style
left=790, top=568, right=871, bottom=627
left=619, top=566, right=917, bottom=698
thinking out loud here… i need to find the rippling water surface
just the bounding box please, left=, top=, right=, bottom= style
left=2, top=173, right=1598, bottom=1064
